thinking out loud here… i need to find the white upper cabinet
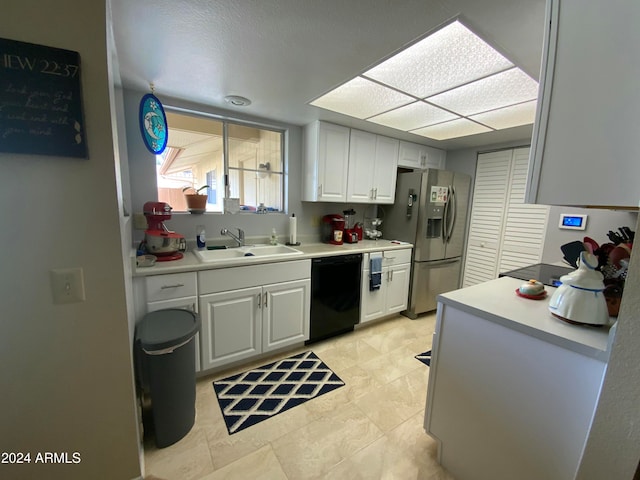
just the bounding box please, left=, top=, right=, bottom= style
left=527, top=0, right=640, bottom=208
left=347, top=130, right=399, bottom=204
left=303, top=121, right=350, bottom=202
left=398, top=141, right=446, bottom=170
left=304, top=121, right=400, bottom=204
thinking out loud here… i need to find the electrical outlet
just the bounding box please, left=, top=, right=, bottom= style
left=50, top=268, right=86, bottom=305
left=133, top=213, right=148, bottom=230
left=311, top=215, right=320, bottom=228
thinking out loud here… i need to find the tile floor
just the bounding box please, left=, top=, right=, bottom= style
left=142, top=313, right=455, bottom=480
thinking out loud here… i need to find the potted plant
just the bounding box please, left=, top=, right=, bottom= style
left=182, top=185, right=209, bottom=213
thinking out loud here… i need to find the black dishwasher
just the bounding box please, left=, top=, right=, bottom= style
left=307, top=254, right=362, bottom=344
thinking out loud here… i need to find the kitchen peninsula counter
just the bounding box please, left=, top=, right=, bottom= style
left=425, top=276, right=614, bottom=480
left=437, top=276, right=613, bottom=362
left=133, top=239, right=412, bottom=277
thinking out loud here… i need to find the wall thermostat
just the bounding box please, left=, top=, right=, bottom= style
left=559, top=214, right=587, bottom=230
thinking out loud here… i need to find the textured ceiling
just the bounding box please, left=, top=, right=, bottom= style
left=110, top=0, right=546, bottom=150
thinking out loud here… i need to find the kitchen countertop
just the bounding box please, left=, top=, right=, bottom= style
left=133, top=239, right=413, bottom=277
left=437, top=276, right=614, bottom=362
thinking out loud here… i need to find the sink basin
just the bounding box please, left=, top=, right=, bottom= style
left=193, top=248, right=246, bottom=262
left=244, top=245, right=303, bottom=257
left=193, top=244, right=303, bottom=264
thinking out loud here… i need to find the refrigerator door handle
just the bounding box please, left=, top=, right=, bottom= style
left=446, top=185, right=458, bottom=242
left=417, top=257, right=460, bottom=267
left=442, top=188, right=450, bottom=243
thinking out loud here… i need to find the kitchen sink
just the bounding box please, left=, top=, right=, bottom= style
left=243, top=245, right=303, bottom=256
left=193, top=248, right=246, bottom=261
left=193, top=244, right=303, bottom=264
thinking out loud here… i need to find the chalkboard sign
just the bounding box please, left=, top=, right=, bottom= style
left=0, top=37, right=88, bottom=158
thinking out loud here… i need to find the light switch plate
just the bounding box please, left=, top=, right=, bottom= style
left=50, top=268, right=86, bottom=304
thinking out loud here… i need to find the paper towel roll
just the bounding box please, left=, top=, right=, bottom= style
left=289, top=213, right=297, bottom=244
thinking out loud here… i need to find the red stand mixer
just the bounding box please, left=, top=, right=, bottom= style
left=142, top=201, right=186, bottom=261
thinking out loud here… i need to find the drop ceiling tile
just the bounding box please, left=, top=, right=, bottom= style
left=427, top=68, right=538, bottom=116
left=411, top=118, right=492, bottom=140
left=470, top=100, right=538, bottom=129
left=310, top=77, right=414, bottom=119
left=364, top=20, right=514, bottom=98
left=368, top=101, right=458, bottom=130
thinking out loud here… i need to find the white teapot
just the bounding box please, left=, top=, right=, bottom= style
left=548, top=251, right=609, bottom=326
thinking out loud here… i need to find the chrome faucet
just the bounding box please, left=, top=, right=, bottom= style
left=221, top=228, right=245, bottom=247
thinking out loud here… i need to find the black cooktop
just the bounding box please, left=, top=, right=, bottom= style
left=499, top=263, right=574, bottom=287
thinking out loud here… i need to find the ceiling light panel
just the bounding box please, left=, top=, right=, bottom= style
left=368, top=101, right=459, bottom=130
left=310, top=77, right=414, bottom=119
left=364, top=21, right=514, bottom=98
left=427, top=68, right=538, bottom=116
left=469, top=100, right=538, bottom=130
left=411, top=118, right=492, bottom=141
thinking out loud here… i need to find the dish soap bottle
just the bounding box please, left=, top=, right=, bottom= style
left=196, top=225, right=206, bottom=249
left=270, top=228, right=278, bottom=245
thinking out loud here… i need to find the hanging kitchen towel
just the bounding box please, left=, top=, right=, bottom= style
left=369, top=253, right=383, bottom=291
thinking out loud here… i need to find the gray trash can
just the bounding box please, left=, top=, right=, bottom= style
left=135, top=308, right=200, bottom=448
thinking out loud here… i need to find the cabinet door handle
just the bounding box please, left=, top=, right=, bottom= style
left=390, top=270, right=394, bottom=281
left=374, top=188, right=378, bottom=199
left=160, top=283, right=185, bottom=289
left=257, top=293, right=262, bottom=308
left=318, top=184, right=323, bottom=197
left=264, top=292, right=268, bottom=308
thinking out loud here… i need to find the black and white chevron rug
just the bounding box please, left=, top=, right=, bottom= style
left=415, top=350, right=431, bottom=367
left=213, top=351, right=344, bottom=435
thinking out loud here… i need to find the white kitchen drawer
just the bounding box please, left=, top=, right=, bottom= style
left=145, top=272, right=197, bottom=302
left=363, top=248, right=412, bottom=268
left=198, top=259, right=311, bottom=295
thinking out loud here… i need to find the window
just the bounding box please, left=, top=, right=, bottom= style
left=156, top=110, right=284, bottom=213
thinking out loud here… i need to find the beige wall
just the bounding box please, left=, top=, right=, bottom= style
left=0, top=1, right=141, bottom=479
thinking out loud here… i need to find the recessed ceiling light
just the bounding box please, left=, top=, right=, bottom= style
left=368, top=101, right=458, bottom=130
left=426, top=68, right=538, bottom=116
left=411, top=118, right=492, bottom=141
left=469, top=100, right=538, bottom=130
left=308, top=19, right=538, bottom=141
left=225, top=95, right=252, bottom=107
left=364, top=20, right=514, bottom=98
left=310, top=77, right=414, bottom=119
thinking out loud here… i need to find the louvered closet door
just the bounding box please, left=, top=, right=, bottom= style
left=462, top=150, right=511, bottom=287
left=462, top=147, right=551, bottom=287
left=497, top=148, right=550, bottom=273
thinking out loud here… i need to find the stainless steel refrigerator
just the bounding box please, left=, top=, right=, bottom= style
left=384, top=169, right=471, bottom=318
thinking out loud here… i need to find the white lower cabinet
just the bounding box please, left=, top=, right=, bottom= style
left=199, top=287, right=262, bottom=369
left=198, top=260, right=311, bottom=371
left=360, top=249, right=411, bottom=323
left=384, top=263, right=410, bottom=314
left=262, top=279, right=310, bottom=352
